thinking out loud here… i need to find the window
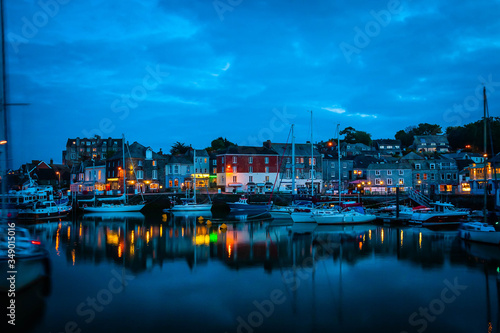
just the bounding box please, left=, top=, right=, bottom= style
left=174, top=165, right=179, bottom=174
left=343, top=162, right=347, bottom=168
left=174, top=179, right=179, bottom=187
left=265, top=176, right=270, bottom=182
left=447, top=173, right=451, bottom=180
left=233, top=176, right=237, bottom=182
left=431, top=174, right=435, bottom=180
left=286, top=169, right=291, bottom=178
left=375, top=170, right=381, bottom=176
left=387, top=178, right=393, bottom=185
left=86, top=148, right=90, bottom=152
left=102, top=148, right=106, bottom=153
left=399, top=170, right=404, bottom=175
left=93, top=148, right=96, bottom=152
left=213, top=167, right=216, bottom=174
left=265, top=167, right=269, bottom=173
left=195, top=168, right=198, bottom=173
left=300, top=157, right=304, bottom=163
left=441, top=174, right=445, bottom=180
left=265, top=157, right=269, bottom=164
left=204, top=158, right=207, bottom=163
left=152, top=160, right=156, bottom=166
left=249, top=166, right=253, bottom=173
left=71, top=153, right=76, bottom=159
left=375, top=178, right=381, bottom=185
left=98, top=170, right=101, bottom=180
left=137, top=170, right=143, bottom=179
left=233, top=156, right=237, bottom=163
left=222, top=157, right=224, bottom=164
left=343, top=171, right=347, bottom=177
left=138, top=161, right=143, bottom=167
left=423, top=173, right=427, bottom=180
left=86, top=141, right=90, bottom=146
left=399, top=178, right=404, bottom=185
left=416, top=173, right=420, bottom=180
left=249, top=176, right=253, bottom=182
left=287, top=158, right=291, bottom=163
left=187, top=166, right=190, bottom=173
left=213, top=160, right=216, bottom=165
left=233, top=166, right=237, bottom=173
left=453, top=174, right=457, bottom=180
left=430, top=164, right=435, bottom=169
left=380, top=145, right=385, bottom=149
left=152, top=170, right=158, bottom=179
left=387, top=145, right=393, bottom=149
left=387, top=170, right=392, bottom=175
left=415, top=164, right=421, bottom=170
left=249, top=157, right=253, bottom=164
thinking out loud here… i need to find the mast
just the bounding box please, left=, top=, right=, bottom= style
left=338, top=124, right=341, bottom=205
left=123, top=134, right=127, bottom=204
left=291, top=124, right=296, bottom=195
left=483, top=88, right=488, bottom=223
left=193, top=149, right=197, bottom=204
left=310, top=111, right=314, bottom=196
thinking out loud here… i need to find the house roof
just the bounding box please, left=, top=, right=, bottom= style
left=413, top=135, right=449, bottom=145
left=367, top=162, right=412, bottom=170
left=401, top=151, right=425, bottom=160
left=373, top=139, right=402, bottom=147
left=217, top=145, right=279, bottom=155
left=352, top=155, right=383, bottom=168
left=108, top=142, right=165, bottom=161
left=270, top=143, right=321, bottom=156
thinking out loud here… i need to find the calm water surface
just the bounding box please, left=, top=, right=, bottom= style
left=12, top=213, right=500, bottom=333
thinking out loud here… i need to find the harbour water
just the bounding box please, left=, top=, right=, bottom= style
left=9, top=213, right=500, bottom=333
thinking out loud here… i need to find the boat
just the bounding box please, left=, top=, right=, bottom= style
left=17, top=200, right=72, bottom=221
left=409, top=201, right=469, bottom=228
left=82, top=134, right=146, bottom=213
left=0, top=226, right=50, bottom=292
left=458, top=222, right=500, bottom=245
left=227, top=196, right=271, bottom=213
left=313, top=208, right=376, bottom=224
left=169, top=149, right=212, bottom=212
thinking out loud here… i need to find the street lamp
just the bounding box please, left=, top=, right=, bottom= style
left=56, top=171, right=60, bottom=188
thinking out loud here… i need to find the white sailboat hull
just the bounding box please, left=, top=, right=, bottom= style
left=170, top=204, right=212, bottom=211
left=291, top=212, right=315, bottom=223
left=459, top=228, right=500, bottom=245
left=83, top=204, right=145, bottom=213
left=314, top=212, right=376, bottom=225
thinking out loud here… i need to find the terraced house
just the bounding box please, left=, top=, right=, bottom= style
left=365, top=162, right=412, bottom=195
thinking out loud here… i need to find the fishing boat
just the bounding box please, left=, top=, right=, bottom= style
left=82, top=135, right=146, bottom=213
left=0, top=226, right=50, bottom=292
left=17, top=200, right=72, bottom=221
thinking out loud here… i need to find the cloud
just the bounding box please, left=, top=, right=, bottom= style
left=322, top=106, right=346, bottom=114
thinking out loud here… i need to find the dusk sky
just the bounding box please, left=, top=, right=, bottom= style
left=5, top=0, right=500, bottom=168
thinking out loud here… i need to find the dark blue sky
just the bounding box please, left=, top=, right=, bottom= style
left=6, top=0, right=500, bottom=167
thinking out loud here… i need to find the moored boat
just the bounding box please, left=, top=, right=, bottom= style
left=458, top=222, right=500, bottom=245
left=17, top=200, right=72, bottom=221
left=409, top=201, right=469, bottom=228
left=227, top=196, right=271, bottom=213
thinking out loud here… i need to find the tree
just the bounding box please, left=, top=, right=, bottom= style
left=395, top=123, right=442, bottom=148
left=446, top=117, right=500, bottom=151
left=170, top=141, right=190, bottom=155
left=206, top=137, right=236, bottom=152
left=339, top=127, right=372, bottom=145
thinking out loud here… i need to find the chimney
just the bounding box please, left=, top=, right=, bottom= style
left=50, top=158, right=53, bottom=165
left=263, top=140, right=272, bottom=149
left=159, top=148, right=163, bottom=155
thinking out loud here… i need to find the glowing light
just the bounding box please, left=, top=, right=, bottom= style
left=72, top=249, right=76, bottom=266
left=400, top=230, right=404, bottom=247
left=118, top=244, right=122, bottom=258
left=79, top=224, right=82, bottom=237
left=130, top=230, right=134, bottom=243
left=67, top=226, right=71, bottom=240
left=358, top=241, right=363, bottom=250
left=369, top=229, right=372, bottom=240
left=419, top=232, right=422, bottom=249
left=55, top=229, right=60, bottom=255
left=146, top=230, right=150, bottom=244
left=160, top=225, right=163, bottom=237
left=228, top=244, right=232, bottom=257
left=130, top=244, right=135, bottom=256
left=381, top=229, right=384, bottom=243
left=107, top=231, right=120, bottom=246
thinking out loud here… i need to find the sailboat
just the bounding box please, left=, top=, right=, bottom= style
left=83, top=135, right=146, bottom=213
left=459, top=87, right=500, bottom=244
left=169, top=149, right=212, bottom=211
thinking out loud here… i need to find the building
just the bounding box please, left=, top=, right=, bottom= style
left=216, top=146, right=279, bottom=193
left=322, top=155, right=354, bottom=193
left=165, top=155, right=192, bottom=191
left=365, top=162, right=413, bottom=195
left=17, top=160, right=70, bottom=189
left=413, top=135, right=450, bottom=153
left=468, top=153, right=500, bottom=196
left=340, top=142, right=377, bottom=157
left=268, top=141, right=323, bottom=194
left=106, top=142, right=166, bottom=193
left=373, top=139, right=402, bottom=156
left=63, top=135, right=123, bottom=167
left=84, top=161, right=106, bottom=193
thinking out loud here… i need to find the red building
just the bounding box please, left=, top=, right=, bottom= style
left=216, top=146, right=279, bottom=193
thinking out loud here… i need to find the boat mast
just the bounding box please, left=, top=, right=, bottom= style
left=292, top=124, right=296, bottom=195
left=310, top=110, right=314, bottom=196
left=123, top=134, right=127, bottom=204
left=338, top=124, right=341, bottom=206
left=193, top=148, right=197, bottom=204
left=483, top=88, right=488, bottom=223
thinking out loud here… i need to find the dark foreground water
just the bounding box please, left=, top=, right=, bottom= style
left=7, top=212, right=500, bottom=333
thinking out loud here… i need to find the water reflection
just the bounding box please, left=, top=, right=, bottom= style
left=21, top=214, right=500, bottom=333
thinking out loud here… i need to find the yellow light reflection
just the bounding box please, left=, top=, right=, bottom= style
left=381, top=229, right=384, bottom=244
left=131, top=230, right=134, bottom=243
left=118, top=244, right=122, bottom=258
left=146, top=230, right=150, bottom=244
left=419, top=232, right=422, bottom=249
left=130, top=244, right=135, bottom=256
left=182, top=227, right=184, bottom=237
left=358, top=241, right=363, bottom=250
left=106, top=231, right=120, bottom=246
left=400, top=230, right=404, bottom=247
left=71, top=249, right=75, bottom=266
left=369, top=229, right=372, bottom=240
left=79, top=224, right=82, bottom=237
left=228, top=244, right=232, bottom=257
left=67, top=226, right=71, bottom=240
left=55, top=229, right=60, bottom=255
left=160, top=224, right=163, bottom=237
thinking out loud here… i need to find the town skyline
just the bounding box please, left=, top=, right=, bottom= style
left=6, top=0, right=500, bottom=168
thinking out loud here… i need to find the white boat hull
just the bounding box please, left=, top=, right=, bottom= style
left=459, top=229, right=500, bottom=245
left=83, top=204, right=145, bottom=213
left=170, top=204, right=212, bottom=212
left=314, top=213, right=376, bottom=225
left=291, top=212, right=315, bottom=223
